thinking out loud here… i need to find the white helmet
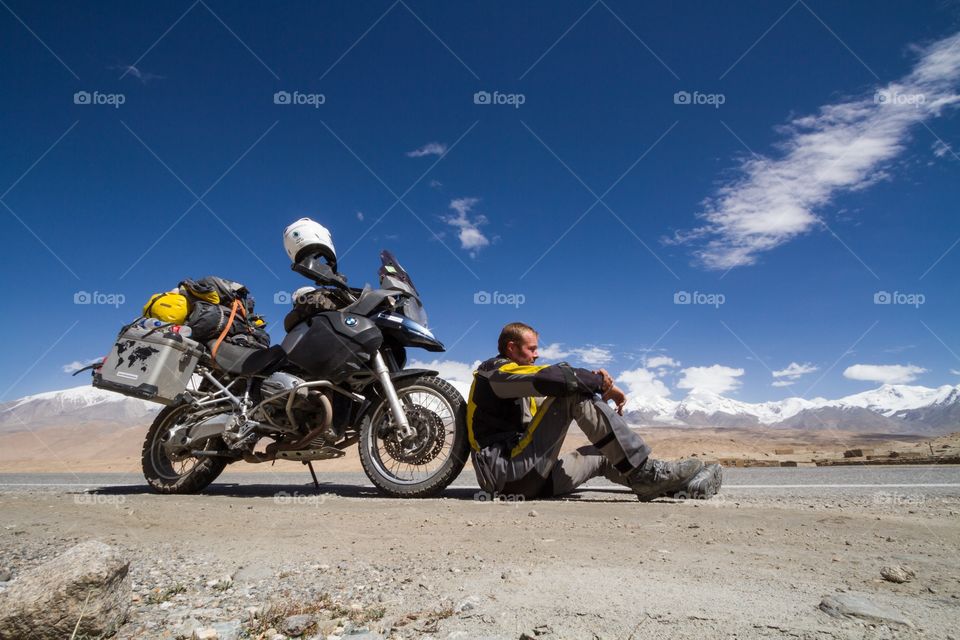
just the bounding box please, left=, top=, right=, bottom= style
left=283, top=217, right=337, bottom=270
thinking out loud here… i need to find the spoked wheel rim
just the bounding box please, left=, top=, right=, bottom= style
left=366, top=385, right=457, bottom=485
left=149, top=404, right=206, bottom=481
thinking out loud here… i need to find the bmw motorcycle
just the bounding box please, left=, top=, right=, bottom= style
left=134, top=250, right=469, bottom=498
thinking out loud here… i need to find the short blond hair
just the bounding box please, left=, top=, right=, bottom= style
left=498, top=322, right=537, bottom=356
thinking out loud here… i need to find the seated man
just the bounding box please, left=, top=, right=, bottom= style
left=467, top=322, right=722, bottom=500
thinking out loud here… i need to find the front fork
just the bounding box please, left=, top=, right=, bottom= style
left=371, top=351, right=416, bottom=440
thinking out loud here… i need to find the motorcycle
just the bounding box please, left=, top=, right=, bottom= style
left=98, top=248, right=469, bottom=498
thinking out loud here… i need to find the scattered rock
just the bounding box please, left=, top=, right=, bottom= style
left=281, top=613, right=316, bottom=636
left=819, top=592, right=913, bottom=627
left=455, top=595, right=481, bottom=613
left=518, top=623, right=553, bottom=638
left=316, top=618, right=341, bottom=636
left=880, top=565, right=916, bottom=584
left=193, top=628, right=219, bottom=640
left=211, top=619, right=242, bottom=640
left=528, top=510, right=539, bottom=518
left=0, top=540, right=130, bottom=640
left=176, top=617, right=203, bottom=638
left=0, top=569, right=11, bottom=582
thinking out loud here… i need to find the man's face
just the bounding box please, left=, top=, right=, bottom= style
left=507, top=330, right=539, bottom=366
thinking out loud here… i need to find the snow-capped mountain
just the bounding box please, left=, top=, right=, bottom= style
left=623, top=384, right=960, bottom=434
left=0, top=386, right=159, bottom=431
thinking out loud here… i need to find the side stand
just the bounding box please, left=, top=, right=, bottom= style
left=305, top=461, right=320, bottom=492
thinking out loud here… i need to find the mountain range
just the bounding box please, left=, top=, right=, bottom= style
left=623, top=384, right=960, bottom=434
left=1, top=382, right=959, bottom=435
left=0, top=386, right=159, bottom=432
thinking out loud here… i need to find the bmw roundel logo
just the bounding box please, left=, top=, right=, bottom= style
left=344, top=316, right=358, bottom=327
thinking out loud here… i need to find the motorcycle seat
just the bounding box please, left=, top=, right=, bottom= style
left=208, top=342, right=286, bottom=376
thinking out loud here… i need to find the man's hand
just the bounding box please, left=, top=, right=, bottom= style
left=602, top=385, right=627, bottom=416
left=594, top=368, right=614, bottom=394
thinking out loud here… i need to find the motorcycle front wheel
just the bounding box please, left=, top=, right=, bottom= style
left=359, top=375, right=469, bottom=498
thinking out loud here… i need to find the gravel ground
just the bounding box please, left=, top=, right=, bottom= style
left=0, top=468, right=958, bottom=639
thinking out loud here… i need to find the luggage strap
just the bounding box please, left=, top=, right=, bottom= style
left=211, top=298, right=244, bottom=361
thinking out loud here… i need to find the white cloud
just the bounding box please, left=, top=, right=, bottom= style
left=671, top=31, right=960, bottom=270
left=951, top=368, right=960, bottom=375
left=617, top=367, right=672, bottom=401
left=772, top=361, right=818, bottom=383
left=429, top=179, right=443, bottom=189
left=843, top=364, right=927, bottom=384
left=883, top=344, right=916, bottom=354
left=677, top=364, right=745, bottom=395
left=444, top=198, right=489, bottom=256
left=61, top=358, right=101, bottom=374
left=538, top=343, right=613, bottom=367
left=115, top=64, right=163, bottom=84
left=571, top=347, right=613, bottom=367
left=356, top=211, right=365, bottom=221
left=407, top=358, right=480, bottom=400
left=538, top=343, right=567, bottom=360
left=645, top=355, right=679, bottom=369
left=933, top=140, right=953, bottom=158
left=406, top=142, right=447, bottom=158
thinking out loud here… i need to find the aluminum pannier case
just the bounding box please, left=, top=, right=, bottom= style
left=93, top=325, right=204, bottom=405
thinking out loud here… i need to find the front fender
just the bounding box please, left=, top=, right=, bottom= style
left=389, top=368, right=439, bottom=381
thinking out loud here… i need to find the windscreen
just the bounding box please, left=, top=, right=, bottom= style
left=378, top=250, right=428, bottom=326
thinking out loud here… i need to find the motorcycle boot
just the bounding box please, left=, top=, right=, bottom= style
left=628, top=457, right=704, bottom=502
left=665, top=463, right=723, bottom=500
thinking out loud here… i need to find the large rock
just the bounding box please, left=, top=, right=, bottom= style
left=880, top=565, right=915, bottom=583
left=819, top=593, right=913, bottom=627
left=0, top=540, right=131, bottom=639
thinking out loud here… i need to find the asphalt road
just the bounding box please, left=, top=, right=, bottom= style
left=1, top=465, right=958, bottom=501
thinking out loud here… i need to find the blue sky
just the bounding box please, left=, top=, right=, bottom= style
left=2, top=0, right=959, bottom=404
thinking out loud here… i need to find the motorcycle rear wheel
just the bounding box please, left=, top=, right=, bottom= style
left=141, top=402, right=229, bottom=494
left=359, top=375, right=468, bottom=498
